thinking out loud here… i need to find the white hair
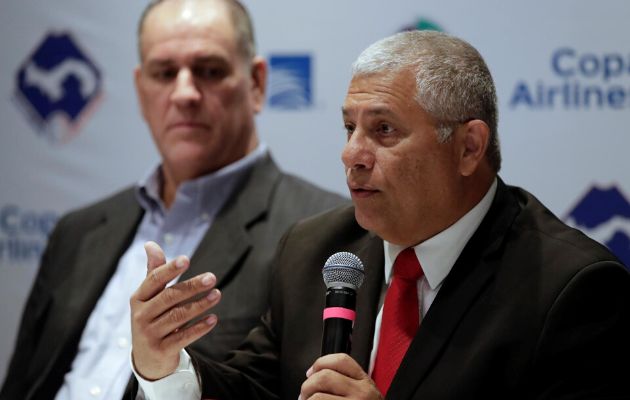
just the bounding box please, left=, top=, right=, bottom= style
left=352, top=30, right=501, bottom=172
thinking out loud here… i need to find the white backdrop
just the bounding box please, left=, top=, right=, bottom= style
left=1, top=0, right=629, bottom=383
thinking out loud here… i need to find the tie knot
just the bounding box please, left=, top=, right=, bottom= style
left=393, top=248, right=423, bottom=281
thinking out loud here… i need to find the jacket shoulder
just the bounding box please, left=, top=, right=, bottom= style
left=270, top=172, right=349, bottom=219
left=506, top=185, right=624, bottom=271
left=54, top=187, right=138, bottom=233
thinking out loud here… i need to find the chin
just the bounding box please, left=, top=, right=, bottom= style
left=353, top=208, right=379, bottom=233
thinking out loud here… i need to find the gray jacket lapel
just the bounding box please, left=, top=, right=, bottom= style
left=181, top=155, right=281, bottom=287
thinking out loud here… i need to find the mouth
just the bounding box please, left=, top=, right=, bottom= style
left=347, top=182, right=379, bottom=198
left=168, top=121, right=210, bottom=132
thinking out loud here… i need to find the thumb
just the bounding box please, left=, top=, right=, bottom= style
left=144, top=241, right=167, bottom=273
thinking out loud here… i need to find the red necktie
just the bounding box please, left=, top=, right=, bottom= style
left=372, top=247, right=424, bottom=396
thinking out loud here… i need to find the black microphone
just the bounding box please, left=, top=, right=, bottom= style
left=321, top=252, right=365, bottom=355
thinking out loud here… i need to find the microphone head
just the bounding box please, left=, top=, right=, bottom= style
left=322, top=252, right=365, bottom=290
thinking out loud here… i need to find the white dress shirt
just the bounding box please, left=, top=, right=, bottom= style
left=135, top=179, right=498, bottom=399
left=368, top=179, right=497, bottom=373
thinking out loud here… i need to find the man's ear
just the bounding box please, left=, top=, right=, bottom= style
left=133, top=65, right=148, bottom=122
left=250, top=56, right=267, bottom=113
left=458, top=119, right=490, bottom=177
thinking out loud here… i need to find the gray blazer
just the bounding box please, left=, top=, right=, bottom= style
left=0, top=154, right=347, bottom=400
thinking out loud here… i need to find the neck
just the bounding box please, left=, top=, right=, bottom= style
left=160, top=168, right=178, bottom=209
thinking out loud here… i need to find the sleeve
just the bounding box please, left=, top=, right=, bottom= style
left=193, top=309, right=282, bottom=400
left=132, top=350, right=200, bottom=400
left=190, top=228, right=297, bottom=400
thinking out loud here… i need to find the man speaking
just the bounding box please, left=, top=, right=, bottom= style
left=130, top=30, right=630, bottom=399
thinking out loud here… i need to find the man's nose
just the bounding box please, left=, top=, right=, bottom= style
left=171, top=68, right=201, bottom=106
left=341, top=129, right=375, bottom=172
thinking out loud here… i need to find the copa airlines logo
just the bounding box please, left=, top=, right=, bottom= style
left=564, top=185, right=630, bottom=269
left=15, top=32, right=102, bottom=143
left=510, top=48, right=630, bottom=110
left=267, top=55, right=312, bottom=110
left=0, top=205, right=58, bottom=265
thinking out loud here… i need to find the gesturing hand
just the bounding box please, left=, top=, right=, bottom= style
left=130, top=241, right=222, bottom=380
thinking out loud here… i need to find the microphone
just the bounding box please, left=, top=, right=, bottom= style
left=321, top=252, right=365, bottom=355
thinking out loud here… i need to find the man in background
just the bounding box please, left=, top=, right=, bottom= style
left=131, top=30, right=630, bottom=399
left=0, top=1, right=344, bottom=399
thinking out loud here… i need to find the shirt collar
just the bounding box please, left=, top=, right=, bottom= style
left=135, top=143, right=268, bottom=216
left=383, top=178, right=498, bottom=290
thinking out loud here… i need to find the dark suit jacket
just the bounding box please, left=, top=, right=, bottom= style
left=197, top=179, right=630, bottom=399
left=0, top=155, right=346, bottom=400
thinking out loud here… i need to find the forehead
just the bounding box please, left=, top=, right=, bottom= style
left=343, top=71, right=420, bottom=117
left=140, top=0, right=238, bottom=62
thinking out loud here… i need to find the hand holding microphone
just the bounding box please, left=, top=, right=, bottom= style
left=321, top=252, right=365, bottom=355
left=299, top=252, right=382, bottom=399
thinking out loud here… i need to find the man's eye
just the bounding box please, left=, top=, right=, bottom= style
left=193, top=66, right=226, bottom=80
left=378, top=123, right=394, bottom=134
left=344, top=123, right=355, bottom=135
left=150, top=68, right=177, bottom=81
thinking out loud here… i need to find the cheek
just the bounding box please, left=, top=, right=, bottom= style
left=141, top=90, right=169, bottom=120
left=386, top=154, right=432, bottom=204
left=221, top=77, right=250, bottom=105
left=385, top=152, right=424, bottom=185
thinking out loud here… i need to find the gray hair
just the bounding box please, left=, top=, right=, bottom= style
left=137, top=0, right=256, bottom=62
left=352, top=30, right=501, bottom=172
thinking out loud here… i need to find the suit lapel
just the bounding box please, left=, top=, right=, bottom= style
left=32, top=190, right=143, bottom=396
left=180, top=155, right=281, bottom=286
left=61, top=206, right=143, bottom=311
left=387, top=179, right=521, bottom=400
left=351, top=233, right=385, bottom=369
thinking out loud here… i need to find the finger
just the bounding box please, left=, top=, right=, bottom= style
left=133, top=255, right=190, bottom=302
left=301, top=354, right=379, bottom=399
left=149, top=279, right=222, bottom=336
left=309, top=354, right=368, bottom=380
left=144, top=241, right=166, bottom=272
left=162, top=312, right=219, bottom=352
left=301, top=368, right=350, bottom=399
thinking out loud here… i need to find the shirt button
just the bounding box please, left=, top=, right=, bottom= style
left=117, top=337, right=128, bottom=348
left=201, top=212, right=210, bottom=221
left=164, top=233, right=174, bottom=246
left=89, top=386, right=101, bottom=396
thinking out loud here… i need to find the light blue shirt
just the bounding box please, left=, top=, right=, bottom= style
left=54, top=144, right=267, bottom=400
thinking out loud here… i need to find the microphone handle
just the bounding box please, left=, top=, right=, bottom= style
left=321, top=287, right=356, bottom=355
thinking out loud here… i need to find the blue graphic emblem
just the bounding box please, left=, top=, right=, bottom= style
left=399, top=17, right=444, bottom=33
left=564, top=185, right=630, bottom=269
left=15, top=32, right=102, bottom=143
left=268, top=55, right=312, bottom=110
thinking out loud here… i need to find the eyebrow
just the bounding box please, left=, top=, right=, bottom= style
left=341, top=106, right=395, bottom=118
left=145, top=55, right=229, bottom=68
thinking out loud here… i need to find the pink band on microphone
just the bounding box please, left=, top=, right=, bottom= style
left=323, top=307, right=356, bottom=321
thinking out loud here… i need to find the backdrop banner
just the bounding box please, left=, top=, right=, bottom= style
left=1, top=0, right=628, bottom=382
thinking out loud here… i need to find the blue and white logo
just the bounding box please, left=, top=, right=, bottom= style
left=268, top=55, right=312, bottom=110
left=564, top=185, right=630, bottom=269
left=15, top=32, right=102, bottom=143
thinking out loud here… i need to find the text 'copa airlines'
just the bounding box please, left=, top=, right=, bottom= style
left=510, top=47, right=630, bottom=110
